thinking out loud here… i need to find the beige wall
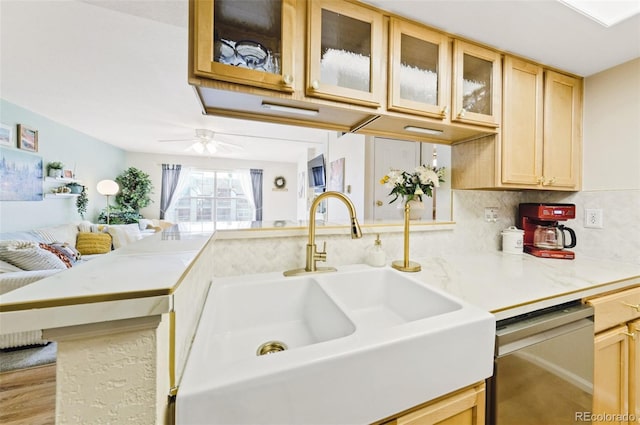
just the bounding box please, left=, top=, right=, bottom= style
left=582, top=58, right=640, bottom=191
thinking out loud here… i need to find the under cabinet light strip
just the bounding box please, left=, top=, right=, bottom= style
left=404, top=126, right=444, bottom=135
left=261, top=102, right=319, bottom=116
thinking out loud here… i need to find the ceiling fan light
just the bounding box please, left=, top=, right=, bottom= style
left=205, top=143, right=217, bottom=154
left=192, top=142, right=205, bottom=153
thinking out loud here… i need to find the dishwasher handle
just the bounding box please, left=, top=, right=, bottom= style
left=496, top=303, right=594, bottom=356
left=497, top=318, right=593, bottom=357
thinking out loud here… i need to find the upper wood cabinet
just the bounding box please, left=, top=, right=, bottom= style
left=306, top=0, right=383, bottom=107
left=387, top=17, right=450, bottom=120
left=542, top=70, right=582, bottom=189
left=452, top=57, right=582, bottom=191
left=501, top=56, right=544, bottom=186
left=452, top=40, right=502, bottom=128
left=192, top=0, right=296, bottom=92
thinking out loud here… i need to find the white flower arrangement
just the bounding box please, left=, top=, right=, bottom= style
left=380, top=164, right=445, bottom=204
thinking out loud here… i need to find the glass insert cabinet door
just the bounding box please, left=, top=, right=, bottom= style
left=192, top=0, right=295, bottom=92
left=452, top=40, right=502, bottom=127
left=307, top=0, right=383, bottom=107
left=388, top=18, right=451, bottom=120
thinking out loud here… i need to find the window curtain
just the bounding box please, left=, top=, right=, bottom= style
left=250, top=169, right=263, bottom=221
left=159, top=164, right=182, bottom=219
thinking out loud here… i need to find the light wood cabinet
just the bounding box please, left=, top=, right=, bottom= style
left=542, top=70, right=582, bottom=189
left=192, top=0, right=296, bottom=93
left=452, top=58, right=582, bottom=191
left=387, top=17, right=450, bottom=120
left=594, top=325, right=629, bottom=424
left=306, top=0, right=384, bottom=107
left=587, top=287, right=640, bottom=425
left=376, top=382, right=485, bottom=425
left=452, top=40, right=502, bottom=128
left=501, top=56, right=544, bottom=186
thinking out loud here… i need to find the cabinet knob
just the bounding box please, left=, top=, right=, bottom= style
left=537, top=176, right=545, bottom=184
left=311, top=80, right=320, bottom=90
left=376, top=200, right=383, bottom=206
left=543, top=177, right=556, bottom=186
left=441, top=106, right=449, bottom=116
left=283, top=74, right=294, bottom=86
left=458, top=108, right=466, bottom=118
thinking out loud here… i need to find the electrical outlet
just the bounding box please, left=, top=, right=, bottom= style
left=584, top=208, right=604, bottom=228
left=484, top=207, right=498, bottom=222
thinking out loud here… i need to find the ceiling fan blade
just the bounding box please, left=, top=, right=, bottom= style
left=158, top=138, right=198, bottom=143
left=215, top=141, right=244, bottom=151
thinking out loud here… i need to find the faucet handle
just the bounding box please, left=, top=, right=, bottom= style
left=316, top=242, right=327, bottom=261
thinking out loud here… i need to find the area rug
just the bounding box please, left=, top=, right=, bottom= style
left=0, top=342, right=56, bottom=372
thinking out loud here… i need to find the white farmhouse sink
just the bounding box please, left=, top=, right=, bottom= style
left=207, top=276, right=355, bottom=365
left=178, top=265, right=495, bottom=425
left=314, top=268, right=461, bottom=329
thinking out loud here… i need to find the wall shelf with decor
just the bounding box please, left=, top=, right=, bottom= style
left=45, top=177, right=81, bottom=184
left=45, top=193, right=80, bottom=199
left=44, top=176, right=84, bottom=199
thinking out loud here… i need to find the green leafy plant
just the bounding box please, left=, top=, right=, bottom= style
left=114, top=167, right=153, bottom=213
left=75, top=185, right=88, bottom=218
left=97, top=205, right=142, bottom=225
left=47, top=161, right=64, bottom=171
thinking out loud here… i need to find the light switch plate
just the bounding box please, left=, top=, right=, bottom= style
left=584, top=208, right=604, bottom=228
left=484, top=207, right=498, bottom=222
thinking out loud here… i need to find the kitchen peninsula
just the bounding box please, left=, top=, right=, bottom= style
left=1, top=223, right=639, bottom=423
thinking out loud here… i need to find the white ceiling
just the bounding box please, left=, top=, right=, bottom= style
left=1, top=0, right=639, bottom=162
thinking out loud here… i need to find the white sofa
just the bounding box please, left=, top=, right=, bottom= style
left=0, top=220, right=164, bottom=348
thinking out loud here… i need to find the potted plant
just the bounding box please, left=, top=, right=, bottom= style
left=66, top=181, right=83, bottom=194
left=47, top=161, right=64, bottom=178
left=98, top=167, right=153, bottom=224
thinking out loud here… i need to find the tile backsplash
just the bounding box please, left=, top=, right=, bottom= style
left=212, top=189, right=640, bottom=276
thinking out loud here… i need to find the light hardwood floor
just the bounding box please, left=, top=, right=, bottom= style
left=0, top=364, right=56, bottom=425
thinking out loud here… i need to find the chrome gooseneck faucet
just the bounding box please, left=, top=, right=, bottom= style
left=284, top=191, right=362, bottom=276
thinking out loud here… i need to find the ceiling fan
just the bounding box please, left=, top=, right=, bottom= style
left=158, top=129, right=244, bottom=155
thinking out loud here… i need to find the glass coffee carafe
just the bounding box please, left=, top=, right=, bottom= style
left=533, top=224, right=576, bottom=250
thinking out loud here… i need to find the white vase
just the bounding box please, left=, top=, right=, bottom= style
left=48, top=169, right=63, bottom=178
left=398, top=199, right=425, bottom=220
left=408, top=199, right=425, bottom=220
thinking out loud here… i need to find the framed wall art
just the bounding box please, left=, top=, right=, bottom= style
left=328, top=157, right=345, bottom=192
left=0, top=146, right=44, bottom=201
left=0, top=123, right=12, bottom=146
left=17, top=124, right=38, bottom=152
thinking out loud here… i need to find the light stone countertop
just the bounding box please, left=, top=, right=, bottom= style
left=0, top=228, right=214, bottom=333
left=1, top=225, right=639, bottom=331
left=409, top=252, right=640, bottom=321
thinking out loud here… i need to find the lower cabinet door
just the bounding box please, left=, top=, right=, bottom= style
left=594, top=325, right=629, bottom=425
left=390, top=383, right=485, bottom=425
left=630, top=319, right=640, bottom=420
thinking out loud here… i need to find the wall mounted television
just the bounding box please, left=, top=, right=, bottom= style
left=307, top=154, right=326, bottom=188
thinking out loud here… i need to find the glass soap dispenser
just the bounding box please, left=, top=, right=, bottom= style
left=366, top=234, right=386, bottom=267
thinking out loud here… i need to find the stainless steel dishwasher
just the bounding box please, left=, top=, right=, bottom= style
left=487, top=301, right=594, bottom=425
